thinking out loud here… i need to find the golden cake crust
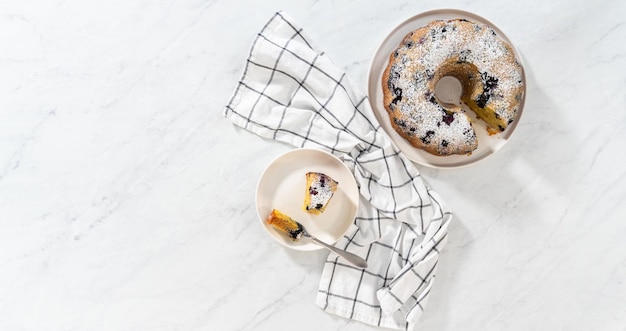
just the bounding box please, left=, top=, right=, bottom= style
left=382, top=19, right=524, bottom=156
left=266, top=209, right=303, bottom=240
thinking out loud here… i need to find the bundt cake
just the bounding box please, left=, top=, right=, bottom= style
left=382, top=18, right=525, bottom=156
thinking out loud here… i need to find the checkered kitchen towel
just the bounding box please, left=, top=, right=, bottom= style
left=224, top=11, right=452, bottom=331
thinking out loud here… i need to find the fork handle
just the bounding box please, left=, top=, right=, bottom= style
left=310, top=236, right=368, bottom=269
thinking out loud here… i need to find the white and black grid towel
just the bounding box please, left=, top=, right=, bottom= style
left=224, top=11, right=452, bottom=331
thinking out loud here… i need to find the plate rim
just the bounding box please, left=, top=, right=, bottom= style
left=255, top=148, right=359, bottom=251
left=367, top=8, right=527, bottom=169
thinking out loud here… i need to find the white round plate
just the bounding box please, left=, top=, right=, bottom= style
left=367, top=9, right=526, bottom=168
left=255, top=148, right=359, bottom=251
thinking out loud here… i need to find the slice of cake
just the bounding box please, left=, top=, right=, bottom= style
left=303, top=172, right=338, bottom=215
left=266, top=209, right=303, bottom=240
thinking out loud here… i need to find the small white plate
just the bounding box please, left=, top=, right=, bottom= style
left=367, top=9, right=526, bottom=168
left=255, top=148, right=359, bottom=251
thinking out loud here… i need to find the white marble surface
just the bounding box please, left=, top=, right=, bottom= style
left=1, top=0, right=625, bottom=330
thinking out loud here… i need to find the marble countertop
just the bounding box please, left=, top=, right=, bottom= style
left=2, top=0, right=625, bottom=330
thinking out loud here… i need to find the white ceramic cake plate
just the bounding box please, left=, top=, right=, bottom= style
left=256, top=148, right=359, bottom=251
left=367, top=9, right=527, bottom=169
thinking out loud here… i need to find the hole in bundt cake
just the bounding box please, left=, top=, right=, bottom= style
left=434, top=76, right=463, bottom=107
